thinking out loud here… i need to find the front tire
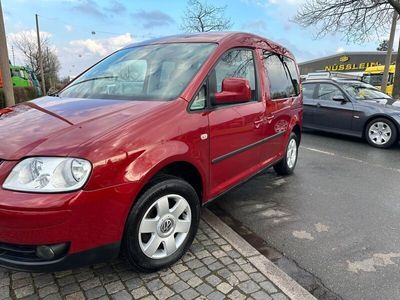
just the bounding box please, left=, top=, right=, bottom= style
left=122, top=176, right=200, bottom=272
left=274, top=132, right=299, bottom=175
left=365, top=118, right=397, bottom=148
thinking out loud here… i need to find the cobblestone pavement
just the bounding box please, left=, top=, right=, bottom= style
left=0, top=219, right=291, bottom=300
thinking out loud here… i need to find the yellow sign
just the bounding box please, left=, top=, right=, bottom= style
left=339, top=55, right=349, bottom=63
left=324, top=62, right=380, bottom=72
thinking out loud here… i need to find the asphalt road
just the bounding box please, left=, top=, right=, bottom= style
left=215, top=130, right=400, bottom=300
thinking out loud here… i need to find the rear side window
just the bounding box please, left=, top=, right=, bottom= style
left=284, top=57, right=300, bottom=96
left=303, top=83, right=317, bottom=99
left=263, top=51, right=296, bottom=99
left=214, top=49, right=256, bottom=100
left=317, top=84, right=344, bottom=101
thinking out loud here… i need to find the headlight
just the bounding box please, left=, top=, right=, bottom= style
left=3, top=157, right=92, bottom=193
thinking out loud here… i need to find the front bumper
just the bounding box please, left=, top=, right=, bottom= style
left=0, top=181, right=140, bottom=272
left=0, top=242, right=120, bottom=272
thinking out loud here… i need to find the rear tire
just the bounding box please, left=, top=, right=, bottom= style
left=274, top=132, right=299, bottom=175
left=122, top=175, right=200, bottom=273
left=365, top=118, right=397, bottom=148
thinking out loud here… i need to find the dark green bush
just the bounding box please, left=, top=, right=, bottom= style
left=0, top=87, right=39, bottom=108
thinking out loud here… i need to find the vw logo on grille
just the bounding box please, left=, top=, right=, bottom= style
left=160, top=219, right=174, bottom=233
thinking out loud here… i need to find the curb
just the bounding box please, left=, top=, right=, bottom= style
left=202, top=208, right=316, bottom=300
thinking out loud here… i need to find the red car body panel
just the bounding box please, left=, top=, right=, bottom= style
left=0, top=32, right=302, bottom=271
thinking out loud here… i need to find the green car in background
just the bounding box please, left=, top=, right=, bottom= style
left=11, top=65, right=42, bottom=96
left=10, top=65, right=30, bottom=87
left=0, top=65, right=42, bottom=97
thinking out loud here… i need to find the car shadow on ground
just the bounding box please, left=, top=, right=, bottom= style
left=302, top=128, right=400, bottom=150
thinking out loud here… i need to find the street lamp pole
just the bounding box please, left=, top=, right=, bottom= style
left=35, top=13, right=46, bottom=95
left=0, top=0, right=15, bottom=107
left=381, top=11, right=397, bottom=93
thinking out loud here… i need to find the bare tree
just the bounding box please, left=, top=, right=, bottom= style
left=181, top=0, right=233, bottom=33
left=294, top=1, right=400, bottom=43
left=12, top=31, right=60, bottom=91
left=294, top=0, right=400, bottom=98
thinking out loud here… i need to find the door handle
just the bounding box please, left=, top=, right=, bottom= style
left=254, top=119, right=263, bottom=128
left=266, top=115, right=275, bottom=124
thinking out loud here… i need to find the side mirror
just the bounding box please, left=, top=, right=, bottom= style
left=332, top=95, right=347, bottom=102
left=214, top=78, right=251, bottom=105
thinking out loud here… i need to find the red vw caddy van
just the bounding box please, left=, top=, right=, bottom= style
left=0, top=32, right=302, bottom=272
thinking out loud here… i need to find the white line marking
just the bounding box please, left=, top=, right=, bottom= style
left=342, top=156, right=400, bottom=173
left=301, top=146, right=335, bottom=156
left=301, top=146, right=400, bottom=173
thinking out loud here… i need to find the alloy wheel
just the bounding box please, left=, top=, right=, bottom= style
left=138, top=194, right=191, bottom=259
left=287, top=138, right=297, bottom=169
left=368, top=121, right=392, bottom=146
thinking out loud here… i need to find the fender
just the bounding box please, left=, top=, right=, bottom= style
left=276, top=113, right=301, bottom=158
left=124, top=140, right=209, bottom=201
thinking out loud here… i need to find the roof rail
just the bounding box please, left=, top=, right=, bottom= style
left=306, top=72, right=330, bottom=80
left=305, top=71, right=362, bottom=81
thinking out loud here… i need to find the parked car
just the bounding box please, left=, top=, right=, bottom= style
left=303, top=78, right=400, bottom=148
left=0, top=32, right=302, bottom=272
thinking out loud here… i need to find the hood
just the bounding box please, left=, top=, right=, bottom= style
left=362, top=97, right=398, bottom=106
left=362, top=98, right=400, bottom=111
left=0, top=97, right=167, bottom=160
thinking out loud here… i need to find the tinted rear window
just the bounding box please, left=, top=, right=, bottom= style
left=263, top=51, right=296, bottom=99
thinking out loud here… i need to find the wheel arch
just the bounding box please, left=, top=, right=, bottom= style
left=133, top=158, right=206, bottom=209
left=147, top=161, right=204, bottom=203
left=292, top=124, right=301, bottom=143
left=362, top=114, right=400, bottom=139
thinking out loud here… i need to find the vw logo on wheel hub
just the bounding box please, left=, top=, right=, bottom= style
left=157, top=215, right=176, bottom=237
left=160, top=219, right=174, bottom=233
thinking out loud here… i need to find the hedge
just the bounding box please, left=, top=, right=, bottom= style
left=0, top=87, right=40, bottom=109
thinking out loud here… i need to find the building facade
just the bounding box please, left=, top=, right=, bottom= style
left=299, top=52, right=396, bottom=75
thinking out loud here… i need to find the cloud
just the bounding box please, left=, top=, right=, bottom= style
left=131, top=10, right=175, bottom=29
left=69, top=33, right=134, bottom=56
left=8, top=30, right=52, bottom=42
left=336, top=47, right=346, bottom=53
left=242, top=20, right=268, bottom=32
left=66, top=0, right=126, bottom=20
left=241, top=0, right=305, bottom=7
left=7, top=30, right=55, bottom=66
left=65, top=25, right=73, bottom=32
left=268, top=0, right=306, bottom=4
left=108, top=0, right=126, bottom=14
left=69, top=0, right=107, bottom=19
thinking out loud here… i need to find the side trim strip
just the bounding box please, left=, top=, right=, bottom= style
left=211, top=131, right=285, bottom=164
left=206, top=156, right=282, bottom=204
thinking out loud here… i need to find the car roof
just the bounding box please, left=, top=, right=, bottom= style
left=122, top=32, right=295, bottom=59
left=125, top=32, right=237, bottom=45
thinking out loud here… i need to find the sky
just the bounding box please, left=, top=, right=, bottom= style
left=2, top=0, right=398, bottom=77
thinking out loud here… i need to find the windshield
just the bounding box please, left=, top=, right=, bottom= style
left=362, top=74, right=384, bottom=86
left=342, top=82, right=391, bottom=100
left=59, top=43, right=217, bottom=101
